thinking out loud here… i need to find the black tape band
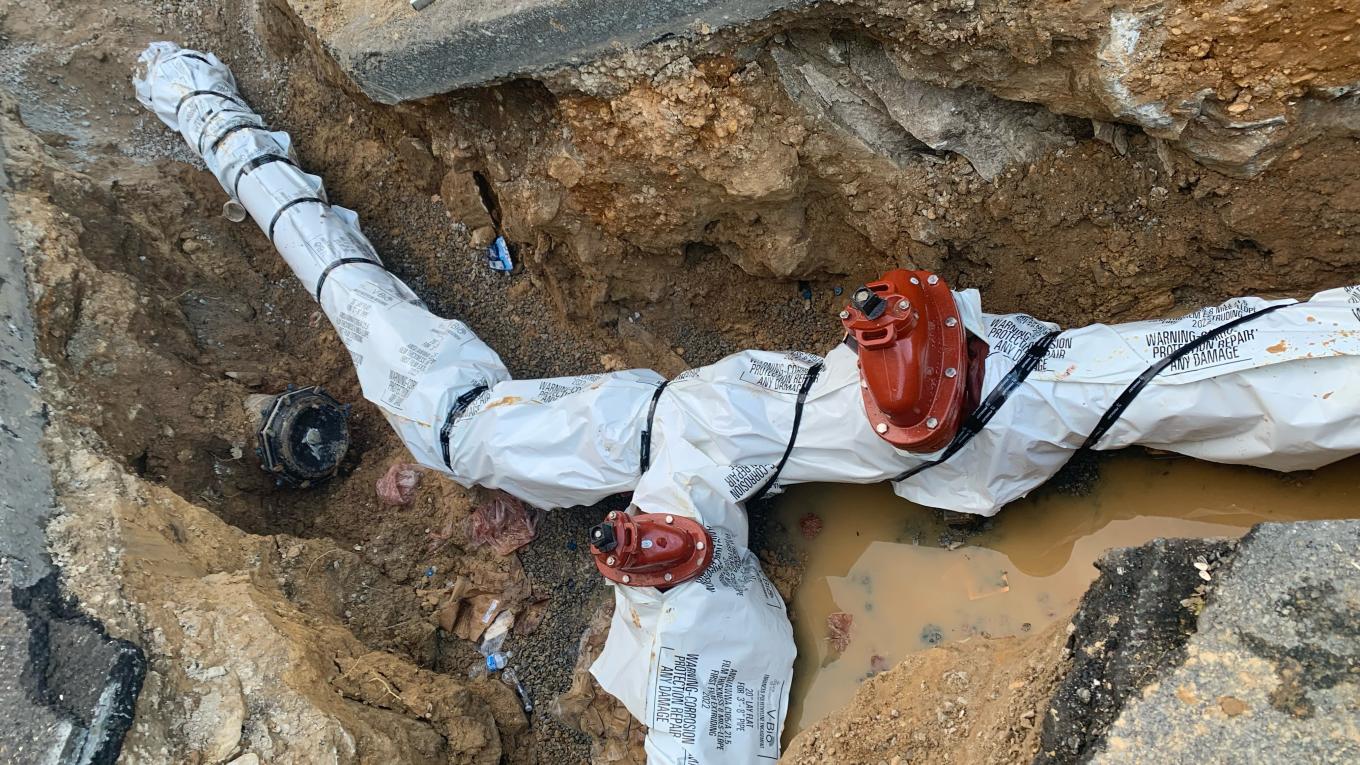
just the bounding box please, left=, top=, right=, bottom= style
left=440, top=384, right=489, bottom=468
left=749, top=362, right=824, bottom=503
left=314, top=258, right=381, bottom=301
left=267, top=197, right=326, bottom=243
left=180, top=53, right=213, bottom=66
left=639, top=380, right=669, bottom=474
left=208, top=121, right=259, bottom=154
left=232, top=154, right=296, bottom=199
left=1078, top=303, right=1289, bottom=452
left=194, top=109, right=254, bottom=155
left=174, top=89, right=242, bottom=117
left=895, top=329, right=1061, bottom=482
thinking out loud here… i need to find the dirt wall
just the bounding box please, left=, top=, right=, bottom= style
left=325, top=0, right=1360, bottom=343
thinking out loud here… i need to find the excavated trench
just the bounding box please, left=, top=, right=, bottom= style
left=2, top=0, right=1359, bottom=762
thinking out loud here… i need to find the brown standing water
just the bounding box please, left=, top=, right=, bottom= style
left=775, top=451, right=1360, bottom=739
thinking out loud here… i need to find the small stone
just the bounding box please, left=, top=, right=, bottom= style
left=547, top=154, right=585, bottom=188
left=469, top=226, right=496, bottom=248
left=1218, top=695, right=1249, bottom=717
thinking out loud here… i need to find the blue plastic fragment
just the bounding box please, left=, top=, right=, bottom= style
left=833, top=286, right=844, bottom=296
left=487, top=236, right=513, bottom=272
left=566, top=540, right=578, bottom=551
left=424, top=566, right=436, bottom=578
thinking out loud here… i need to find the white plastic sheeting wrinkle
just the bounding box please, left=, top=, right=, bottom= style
left=136, top=43, right=1360, bottom=765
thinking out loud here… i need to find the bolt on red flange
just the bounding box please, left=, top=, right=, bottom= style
left=840, top=269, right=969, bottom=453
left=588, top=510, right=714, bottom=588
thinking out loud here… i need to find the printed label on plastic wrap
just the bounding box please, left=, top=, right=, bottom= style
left=336, top=297, right=372, bottom=347
left=381, top=369, right=417, bottom=408
left=695, top=528, right=783, bottom=608
left=1097, top=299, right=1282, bottom=381
left=301, top=230, right=378, bottom=271
left=736, top=352, right=819, bottom=394
left=1155, top=325, right=1260, bottom=376
left=535, top=374, right=605, bottom=403
left=721, top=464, right=775, bottom=501
left=353, top=280, right=402, bottom=308
left=650, top=646, right=785, bottom=761
left=1013, top=292, right=1360, bottom=387
left=985, top=314, right=1054, bottom=361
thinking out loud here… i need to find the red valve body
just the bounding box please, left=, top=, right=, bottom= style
left=590, top=511, right=714, bottom=589
left=840, top=269, right=970, bottom=453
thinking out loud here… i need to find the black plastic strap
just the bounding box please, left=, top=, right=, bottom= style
left=440, top=384, right=489, bottom=468
left=639, top=380, right=670, bottom=473
left=232, top=154, right=296, bottom=199
left=894, top=330, right=1062, bottom=482
left=314, top=257, right=381, bottom=301
left=208, top=121, right=259, bottom=154
left=174, top=89, right=242, bottom=117
left=748, top=362, right=824, bottom=502
left=1078, top=303, right=1289, bottom=451
left=180, top=53, right=213, bottom=66
left=194, top=109, right=254, bottom=155
left=267, top=197, right=326, bottom=243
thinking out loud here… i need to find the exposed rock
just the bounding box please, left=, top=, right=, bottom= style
left=440, top=170, right=495, bottom=230
left=43, top=434, right=528, bottom=764
left=1094, top=521, right=1360, bottom=763
left=1035, top=537, right=1235, bottom=763
left=773, top=31, right=1080, bottom=180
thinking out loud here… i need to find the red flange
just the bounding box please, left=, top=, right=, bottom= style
left=588, top=510, right=714, bottom=588
left=840, top=269, right=969, bottom=453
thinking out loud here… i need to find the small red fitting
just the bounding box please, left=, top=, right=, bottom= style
left=840, top=269, right=969, bottom=453
left=588, top=510, right=714, bottom=588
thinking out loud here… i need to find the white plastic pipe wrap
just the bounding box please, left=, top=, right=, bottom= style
left=134, top=42, right=512, bottom=475
left=136, top=42, right=1360, bottom=765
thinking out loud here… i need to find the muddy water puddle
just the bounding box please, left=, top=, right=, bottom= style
left=775, top=452, right=1360, bottom=737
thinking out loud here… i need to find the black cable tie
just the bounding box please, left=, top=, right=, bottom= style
left=894, top=329, right=1061, bottom=482
left=441, top=384, right=489, bottom=469
left=1078, top=303, right=1289, bottom=452
left=266, top=197, right=326, bottom=243
left=749, top=361, right=824, bottom=503
left=231, top=154, right=296, bottom=199
left=174, top=89, right=243, bottom=117
left=639, top=380, right=670, bottom=474
left=208, top=122, right=260, bottom=154
left=313, top=258, right=383, bottom=301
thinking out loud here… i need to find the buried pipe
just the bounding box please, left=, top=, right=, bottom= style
left=135, top=43, right=1360, bottom=764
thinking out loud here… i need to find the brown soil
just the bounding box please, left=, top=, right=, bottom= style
left=779, top=619, right=1071, bottom=765
left=2, top=0, right=1358, bottom=762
